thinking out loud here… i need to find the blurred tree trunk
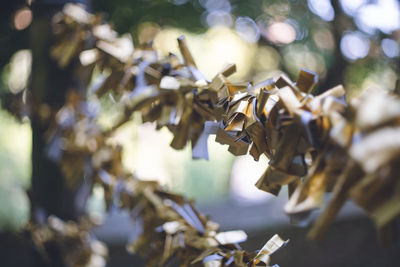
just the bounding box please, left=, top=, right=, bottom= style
left=30, top=4, right=75, bottom=222
left=29, top=1, right=88, bottom=266
left=318, top=0, right=349, bottom=92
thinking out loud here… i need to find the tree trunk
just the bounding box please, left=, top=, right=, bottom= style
left=317, top=0, right=349, bottom=92
left=30, top=3, right=76, bottom=222
left=29, top=2, right=90, bottom=266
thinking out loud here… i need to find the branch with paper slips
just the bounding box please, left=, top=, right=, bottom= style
left=81, top=3, right=400, bottom=246
left=25, top=3, right=400, bottom=267
left=26, top=4, right=288, bottom=267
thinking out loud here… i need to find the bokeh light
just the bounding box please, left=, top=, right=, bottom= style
left=339, top=0, right=367, bottom=16
left=0, top=109, right=31, bottom=231
left=8, top=50, right=32, bottom=94
left=254, top=46, right=280, bottom=73
left=205, top=10, right=233, bottom=28
left=200, top=0, right=231, bottom=12
left=381, top=38, right=399, bottom=58
left=235, top=16, right=260, bottom=43
left=283, top=44, right=326, bottom=79
left=13, top=7, right=32, bottom=31
left=340, top=31, right=370, bottom=61
left=307, top=0, right=335, bottom=21
left=265, top=22, right=296, bottom=45
left=313, top=28, right=335, bottom=51
left=355, top=0, right=400, bottom=34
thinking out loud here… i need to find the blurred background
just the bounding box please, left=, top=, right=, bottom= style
left=0, top=0, right=399, bottom=266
